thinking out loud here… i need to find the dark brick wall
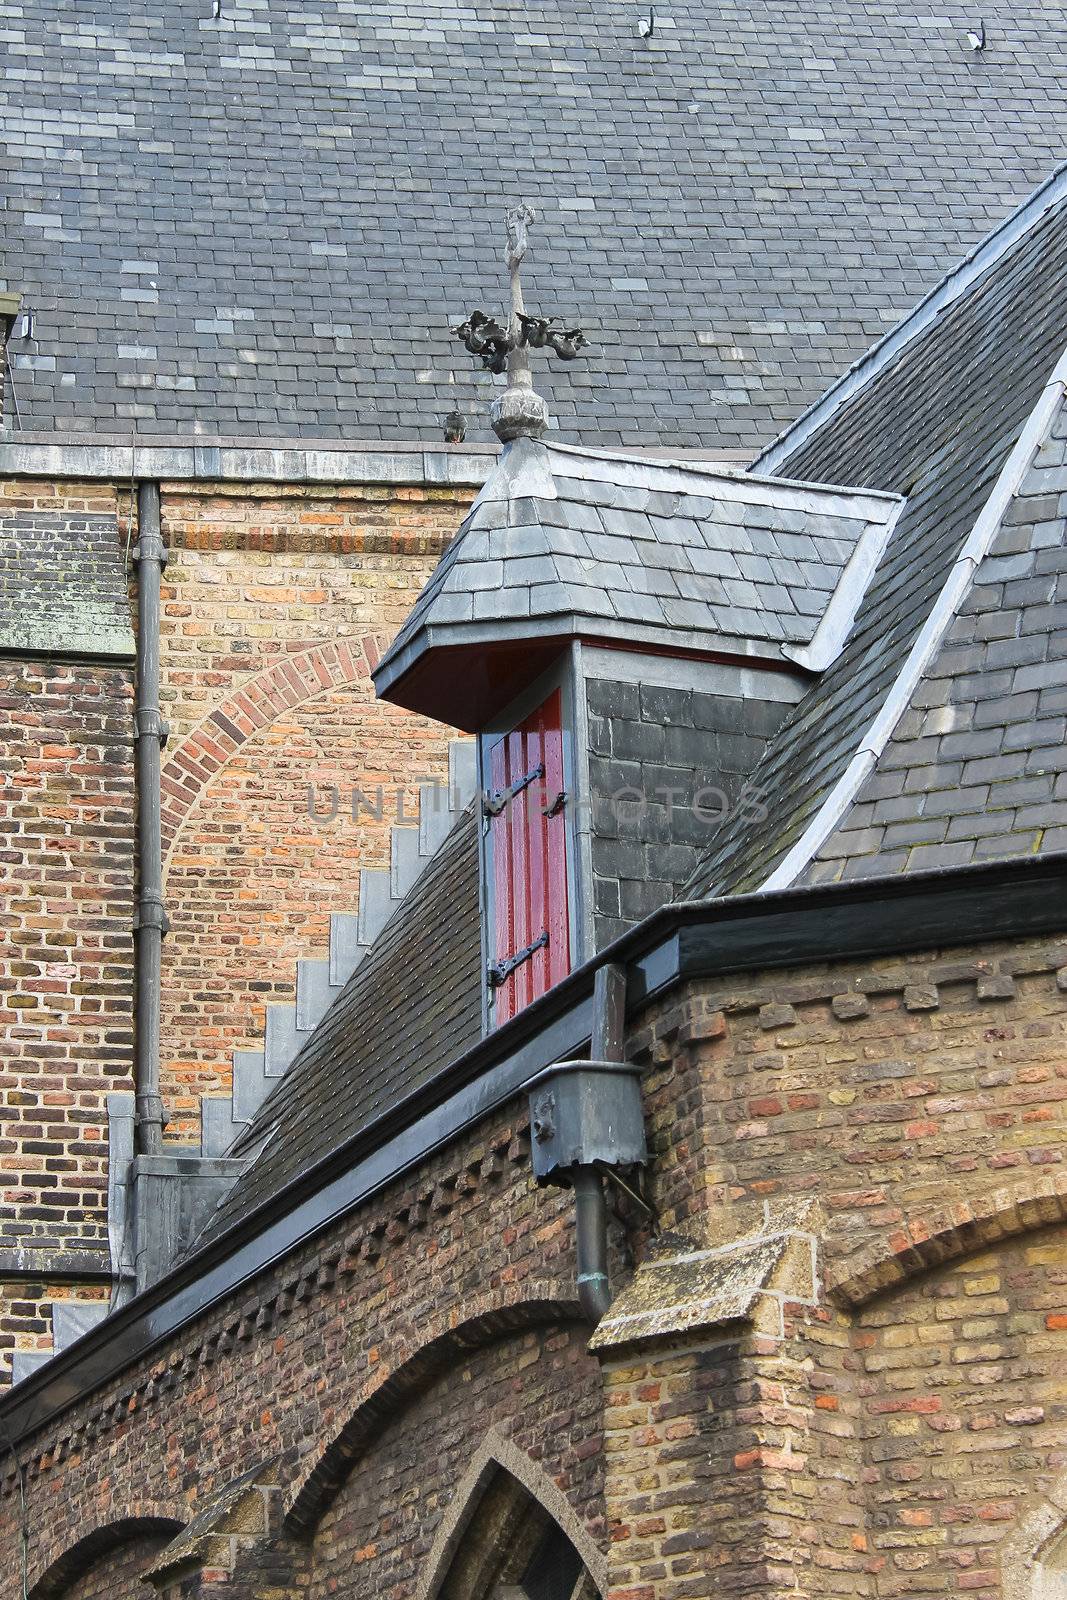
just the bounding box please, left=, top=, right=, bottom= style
left=48, top=1531, right=176, bottom=1600
left=306, top=1325, right=603, bottom=1595
left=586, top=675, right=786, bottom=945
left=0, top=654, right=134, bottom=1375
left=7, top=1098, right=600, bottom=1598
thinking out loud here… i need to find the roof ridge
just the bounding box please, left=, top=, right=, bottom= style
left=756, top=338, right=1067, bottom=892
left=754, top=161, right=1067, bottom=476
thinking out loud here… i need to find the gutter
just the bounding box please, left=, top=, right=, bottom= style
left=2, top=850, right=1067, bottom=1446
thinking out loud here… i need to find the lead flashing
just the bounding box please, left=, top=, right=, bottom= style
left=544, top=437, right=902, bottom=522
left=782, top=491, right=906, bottom=673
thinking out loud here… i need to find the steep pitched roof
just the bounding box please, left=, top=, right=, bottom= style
left=4, top=2, right=1067, bottom=444
left=684, top=172, right=1067, bottom=896
left=197, top=806, right=482, bottom=1245
left=809, top=391, right=1067, bottom=876
left=183, top=170, right=1067, bottom=1265
left=0, top=511, right=134, bottom=659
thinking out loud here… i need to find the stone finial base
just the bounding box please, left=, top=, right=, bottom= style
left=491, top=383, right=551, bottom=442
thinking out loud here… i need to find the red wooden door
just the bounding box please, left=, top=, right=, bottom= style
left=486, top=689, right=571, bottom=1024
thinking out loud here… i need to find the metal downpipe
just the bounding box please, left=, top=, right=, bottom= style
left=133, top=482, right=167, bottom=1156
left=572, top=1166, right=612, bottom=1323
left=575, top=962, right=627, bottom=1324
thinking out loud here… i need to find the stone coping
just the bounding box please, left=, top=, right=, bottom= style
left=0, top=434, right=496, bottom=487
left=0, top=433, right=747, bottom=487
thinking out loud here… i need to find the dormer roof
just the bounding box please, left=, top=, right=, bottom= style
left=373, top=437, right=902, bottom=729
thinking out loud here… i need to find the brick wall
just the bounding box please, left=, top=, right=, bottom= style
left=6, top=1104, right=591, bottom=1595
left=4, top=930, right=1065, bottom=1600
left=305, top=1326, right=602, bottom=1595
left=0, top=652, right=134, bottom=1374
left=156, top=482, right=472, bottom=1137
left=857, top=1228, right=1063, bottom=1600
left=636, top=935, right=1067, bottom=1265
left=0, top=473, right=473, bottom=1377
left=41, top=1530, right=178, bottom=1600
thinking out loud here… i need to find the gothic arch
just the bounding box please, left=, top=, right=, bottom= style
left=285, top=1282, right=582, bottom=1535
left=28, top=1510, right=185, bottom=1600
left=826, top=1172, right=1067, bottom=1307
left=417, top=1428, right=607, bottom=1600
left=160, top=636, right=382, bottom=864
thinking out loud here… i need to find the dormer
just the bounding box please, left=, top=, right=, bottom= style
left=374, top=206, right=902, bottom=1025
left=374, top=435, right=902, bottom=1022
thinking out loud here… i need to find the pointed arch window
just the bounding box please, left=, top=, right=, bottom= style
left=432, top=1461, right=597, bottom=1600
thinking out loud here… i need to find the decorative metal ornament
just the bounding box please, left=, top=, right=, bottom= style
left=453, top=311, right=510, bottom=375
left=451, top=203, right=591, bottom=440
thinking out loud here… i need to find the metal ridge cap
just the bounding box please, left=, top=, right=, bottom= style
left=754, top=159, right=1067, bottom=475
left=543, top=438, right=904, bottom=513
left=4, top=849, right=1067, bottom=1447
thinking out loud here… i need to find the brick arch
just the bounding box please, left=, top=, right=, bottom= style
left=826, top=1170, right=1067, bottom=1307
left=416, top=1426, right=607, bottom=1600
left=161, top=636, right=384, bottom=861
left=28, top=1508, right=185, bottom=1600
left=285, top=1280, right=582, bottom=1535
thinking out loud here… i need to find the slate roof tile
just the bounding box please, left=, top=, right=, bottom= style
left=683, top=188, right=1067, bottom=895
left=376, top=439, right=899, bottom=702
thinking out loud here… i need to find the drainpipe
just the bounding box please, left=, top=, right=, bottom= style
left=572, top=1166, right=611, bottom=1323
left=527, top=963, right=645, bottom=1325
left=133, top=482, right=168, bottom=1156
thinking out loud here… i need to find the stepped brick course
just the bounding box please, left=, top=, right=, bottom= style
left=155, top=482, right=471, bottom=1137
left=4, top=932, right=1065, bottom=1600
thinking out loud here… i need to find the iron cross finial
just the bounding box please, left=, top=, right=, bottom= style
left=452, top=203, right=591, bottom=442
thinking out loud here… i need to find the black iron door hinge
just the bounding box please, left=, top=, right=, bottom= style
left=482, top=762, right=544, bottom=818
left=487, top=930, right=549, bottom=988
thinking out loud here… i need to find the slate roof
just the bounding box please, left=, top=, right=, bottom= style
left=0, top=510, right=134, bottom=658
left=4, top=0, right=1067, bottom=446
left=809, top=393, right=1067, bottom=876
left=684, top=172, right=1067, bottom=895
left=198, top=805, right=482, bottom=1245
left=375, top=436, right=901, bottom=703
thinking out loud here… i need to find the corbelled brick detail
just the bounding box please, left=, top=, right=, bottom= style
left=1, top=932, right=1064, bottom=1600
